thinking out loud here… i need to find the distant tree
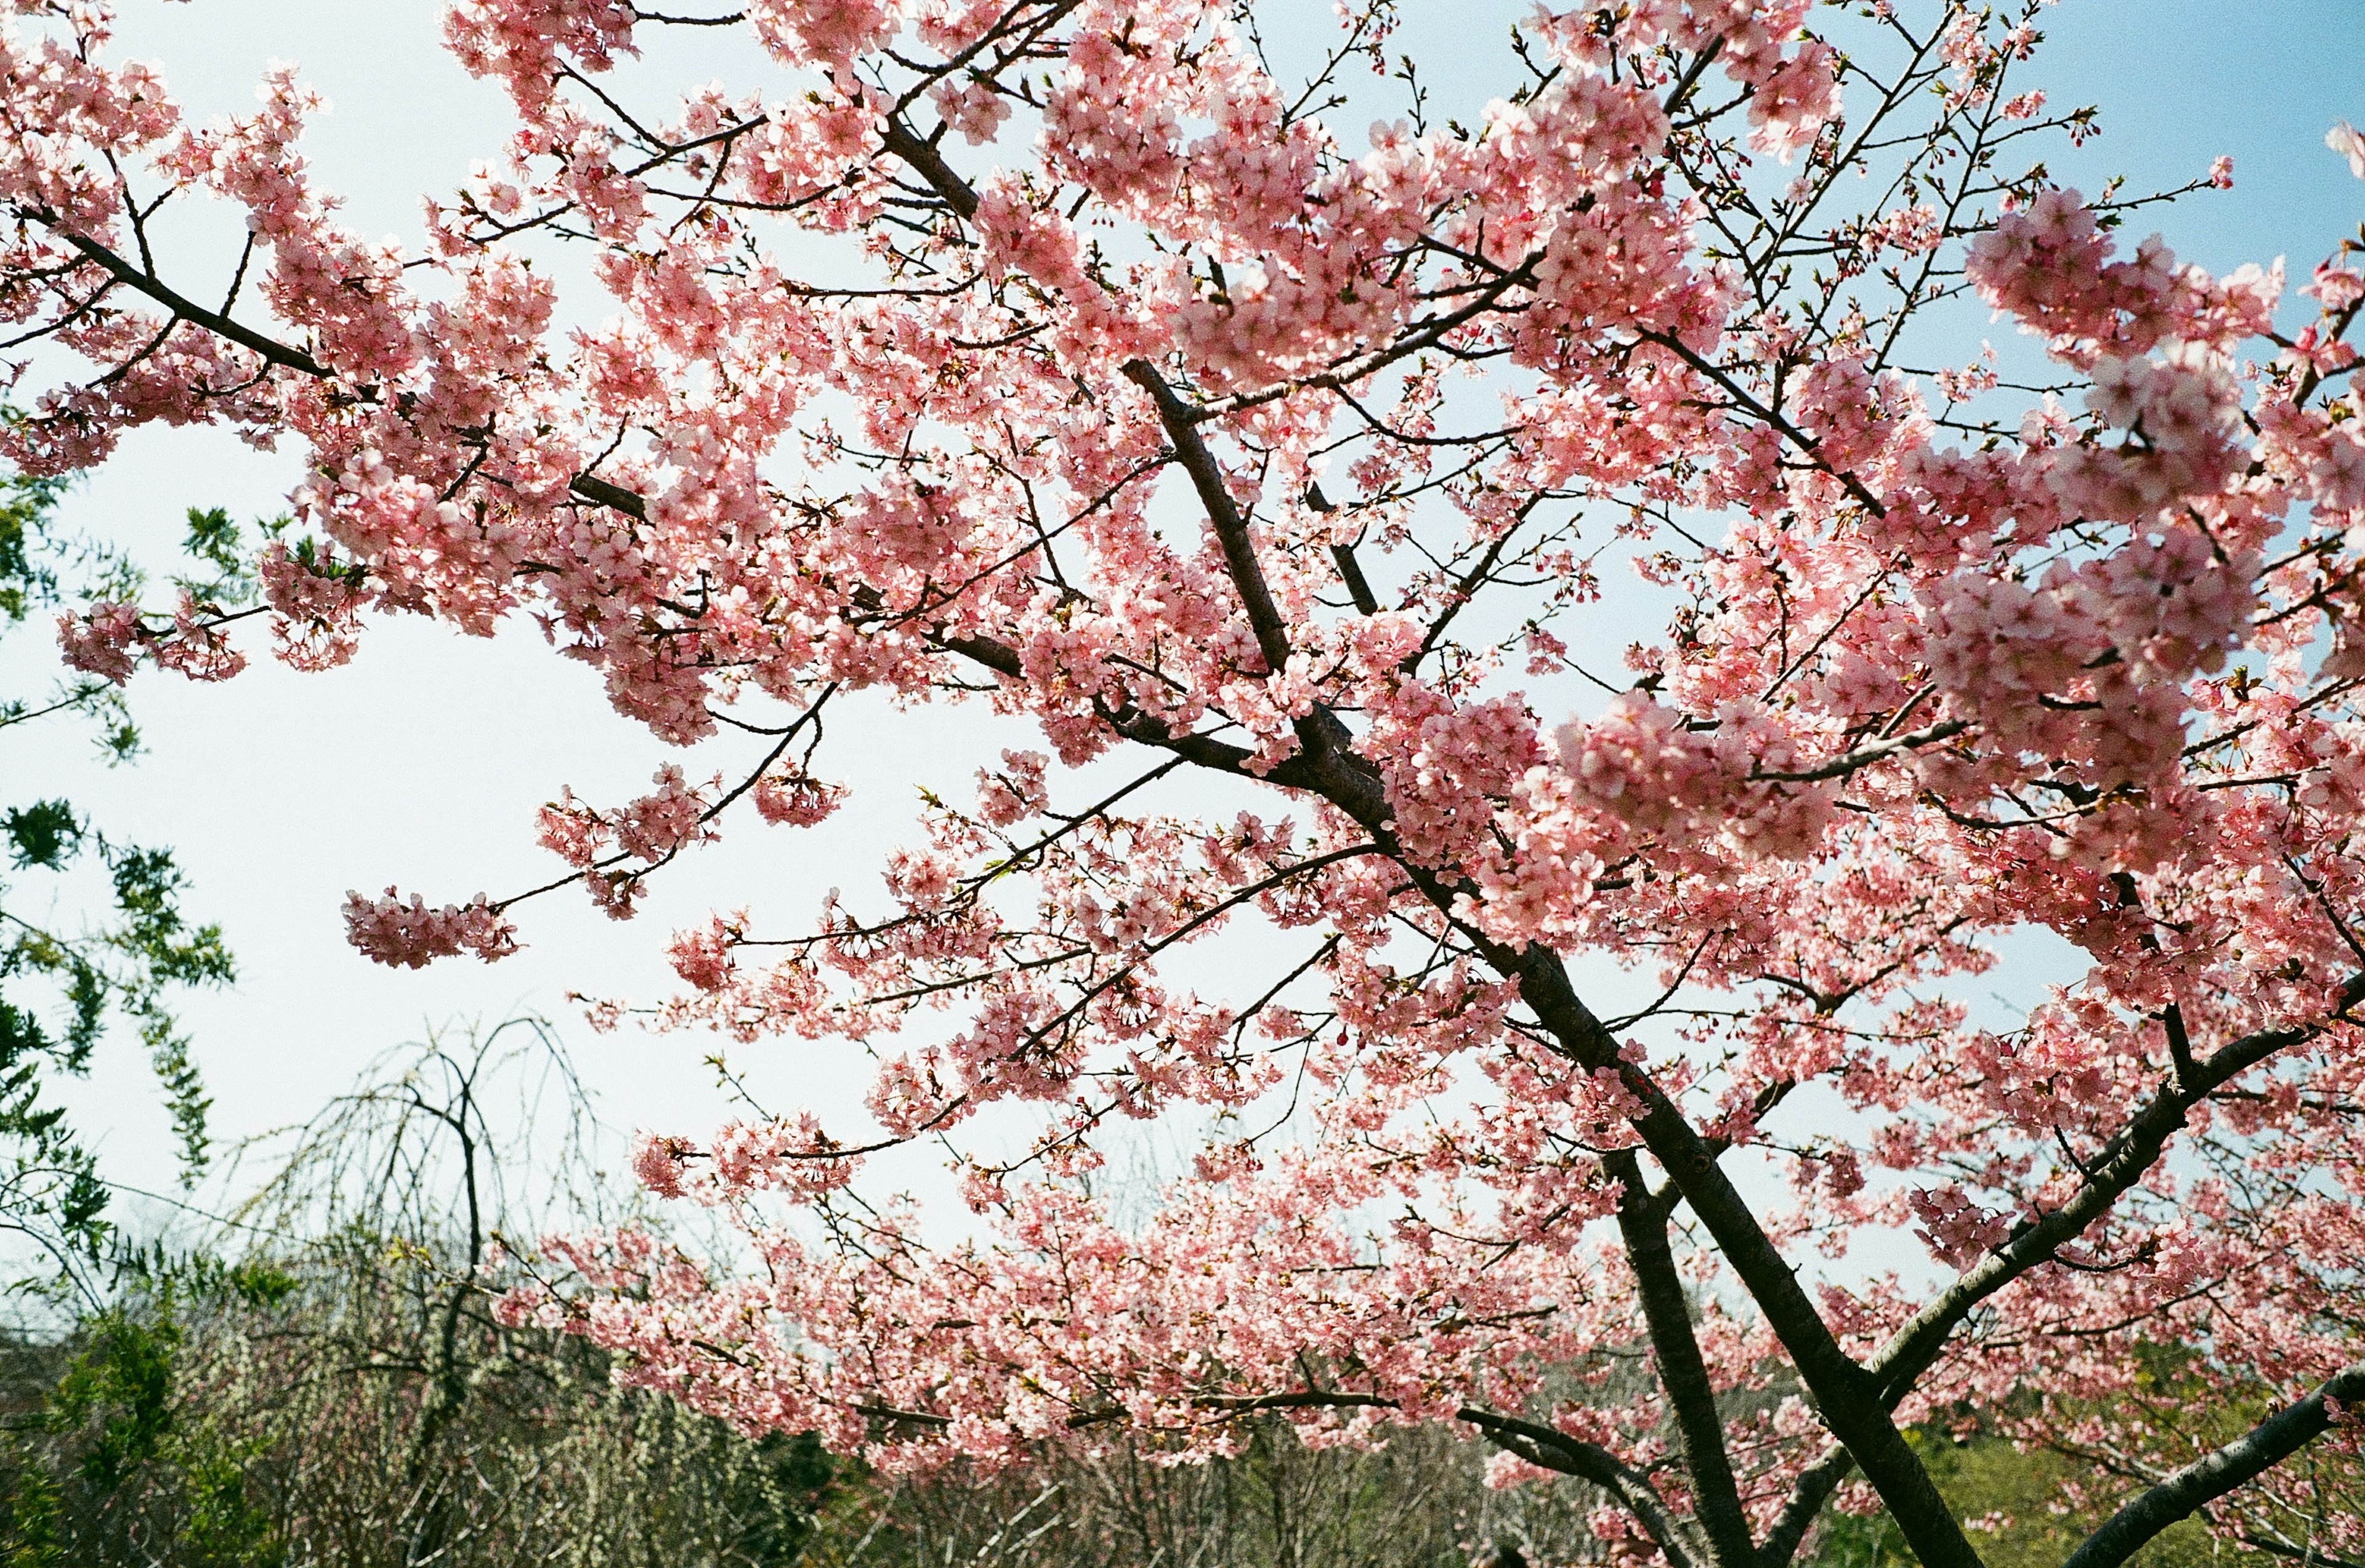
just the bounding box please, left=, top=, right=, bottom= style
left=7, top=4, right=2365, bottom=1568
left=0, top=1022, right=838, bottom=1568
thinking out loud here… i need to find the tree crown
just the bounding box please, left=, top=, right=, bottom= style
left=7, top=3, right=2365, bottom=1566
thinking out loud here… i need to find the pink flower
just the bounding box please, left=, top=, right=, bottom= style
left=751, top=769, right=845, bottom=827
left=666, top=915, right=738, bottom=992
left=258, top=541, right=367, bottom=670
left=2330, top=119, right=2365, bottom=179
left=341, top=888, right=519, bottom=968
left=2306, top=261, right=2365, bottom=310
left=56, top=601, right=145, bottom=684
left=150, top=589, right=247, bottom=682
left=536, top=790, right=613, bottom=868
left=976, top=750, right=1049, bottom=826
left=929, top=76, right=1010, bottom=145
left=629, top=1131, right=689, bottom=1199
left=1909, top=1186, right=2013, bottom=1269
left=615, top=764, right=716, bottom=861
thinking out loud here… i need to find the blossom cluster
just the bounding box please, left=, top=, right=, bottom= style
left=341, top=889, right=519, bottom=968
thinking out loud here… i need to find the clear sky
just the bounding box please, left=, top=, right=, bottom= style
left=6, top=1, right=2363, bottom=1231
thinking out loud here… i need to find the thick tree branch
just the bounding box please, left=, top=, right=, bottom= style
left=1492, top=940, right=1984, bottom=1568
left=1121, top=358, right=1297, bottom=681
left=1608, top=1147, right=1758, bottom=1568
left=2060, top=1361, right=2365, bottom=1568
left=1864, top=992, right=2361, bottom=1408
left=53, top=228, right=329, bottom=378
left=876, top=111, right=980, bottom=219
left=568, top=472, right=649, bottom=520
left=1332, top=541, right=1381, bottom=613
left=1757, top=1444, right=1857, bottom=1568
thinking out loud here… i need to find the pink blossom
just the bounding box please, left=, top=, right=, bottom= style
left=148, top=590, right=247, bottom=682
left=929, top=76, right=1010, bottom=145
left=615, top=765, right=716, bottom=861
left=257, top=541, right=366, bottom=670
left=2331, top=119, right=2365, bottom=179
left=666, top=915, right=738, bottom=993
left=342, top=888, right=519, bottom=967
left=751, top=769, right=846, bottom=827
left=629, top=1131, right=690, bottom=1199
left=55, top=600, right=144, bottom=684
left=1909, top=1185, right=2012, bottom=1269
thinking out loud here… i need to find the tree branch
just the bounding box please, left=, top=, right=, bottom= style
left=568, top=472, right=649, bottom=520
left=1757, top=1443, right=1857, bottom=1568
left=1752, top=719, right=1969, bottom=783
left=1457, top=1405, right=1707, bottom=1568
left=875, top=111, right=980, bottom=219
left=2061, top=1361, right=2365, bottom=1568
left=1864, top=992, right=2361, bottom=1408
left=53, top=228, right=329, bottom=378
left=1468, top=939, right=1984, bottom=1568
left=1608, top=1147, right=1757, bottom=1568
left=1121, top=358, right=1296, bottom=681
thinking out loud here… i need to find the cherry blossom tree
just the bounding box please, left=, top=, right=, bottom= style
left=7, top=1, right=2365, bottom=1565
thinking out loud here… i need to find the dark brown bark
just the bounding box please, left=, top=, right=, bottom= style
left=1608, top=1149, right=1758, bottom=1568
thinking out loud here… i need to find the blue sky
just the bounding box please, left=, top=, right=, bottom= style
left=4, top=1, right=2361, bottom=1229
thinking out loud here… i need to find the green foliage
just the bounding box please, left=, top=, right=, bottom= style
left=0, top=1242, right=840, bottom=1567
left=177, top=1442, right=279, bottom=1568
left=1, top=1464, right=64, bottom=1568
left=0, top=1030, right=861, bottom=1566
left=47, top=1312, right=182, bottom=1491
left=1, top=1285, right=280, bottom=1568
left=0, top=469, right=137, bottom=761
left=172, top=506, right=292, bottom=609
left=174, top=509, right=249, bottom=602
left=0, top=796, right=233, bottom=1241
left=1, top=808, right=75, bottom=876
left=741, top=1433, right=839, bottom=1564
left=0, top=461, right=249, bottom=1281
left=0, top=474, right=67, bottom=624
